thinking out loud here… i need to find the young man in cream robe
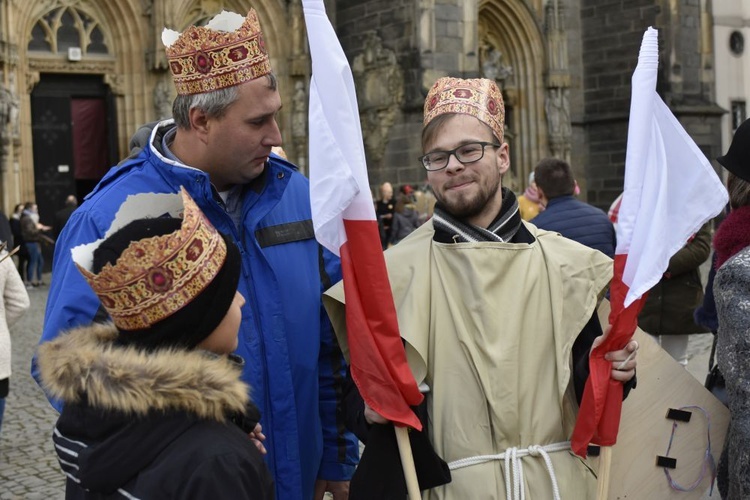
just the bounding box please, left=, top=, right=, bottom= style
left=324, top=77, right=638, bottom=499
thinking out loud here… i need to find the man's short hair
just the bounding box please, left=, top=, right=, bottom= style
left=172, top=73, right=277, bottom=130
left=534, top=158, right=576, bottom=199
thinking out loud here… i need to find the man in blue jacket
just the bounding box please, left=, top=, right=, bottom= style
left=531, top=157, right=616, bottom=257
left=34, top=9, right=358, bottom=499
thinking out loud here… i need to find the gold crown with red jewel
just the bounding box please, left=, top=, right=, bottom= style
left=424, top=77, right=505, bottom=143
left=164, top=9, right=271, bottom=96
left=73, top=188, right=227, bottom=331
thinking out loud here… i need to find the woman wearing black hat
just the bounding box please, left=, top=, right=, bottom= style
left=36, top=189, right=274, bottom=499
left=713, top=118, right=750, bottom=500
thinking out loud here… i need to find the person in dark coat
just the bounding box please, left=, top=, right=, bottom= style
left=36, top=189, right=273, bottom=500
left=637, top=221, right=712, bottom=365
left=53, top=195, right=77, bottom=240
left=0, top=210, right=13, bottom=249
left=530, top=158, right=616, bottom=257
left=9, top=203, right=28, bottom=280
left=388, top=194, right=420, bottom=246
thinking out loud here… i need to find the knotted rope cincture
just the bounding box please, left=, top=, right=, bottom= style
left=448, top=441, right=569, bottom=500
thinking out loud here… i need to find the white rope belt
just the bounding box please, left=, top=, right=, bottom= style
left=447, top=441, right=570, bottom=500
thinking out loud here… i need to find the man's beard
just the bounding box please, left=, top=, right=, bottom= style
left=435, top=175, right=501, bottom=221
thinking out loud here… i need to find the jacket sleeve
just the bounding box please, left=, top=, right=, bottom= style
left=3, top=259, right=29, bottom=327
left=317, top=245, right=359, bottom=481
left=666, top=222, right=711, bottom=277
left=32, top=209, right=109, bottom=410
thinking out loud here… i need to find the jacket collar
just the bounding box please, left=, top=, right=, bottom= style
left=37, top=322, right=249, bottom=421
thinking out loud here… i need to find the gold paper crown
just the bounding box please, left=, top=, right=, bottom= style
left=165, top=9, right=271, bottom=96
left=424, top=77, right=505, bottom=143
left=76, top=188, right=227, bottom=331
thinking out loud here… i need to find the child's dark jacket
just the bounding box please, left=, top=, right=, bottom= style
left=37, top=323, right=273, bottom=499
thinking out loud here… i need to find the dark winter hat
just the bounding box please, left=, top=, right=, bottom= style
left=717, top=118, right=750, bottom=183
left=72, top=187, right=241, bottom=350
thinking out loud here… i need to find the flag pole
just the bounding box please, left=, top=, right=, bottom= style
left=395, top=426, right=421, bottom=499
left=596, top=446, right=612, bottom=500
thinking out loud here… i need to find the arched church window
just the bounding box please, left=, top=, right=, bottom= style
left=27, top=6, right=110, bottom=56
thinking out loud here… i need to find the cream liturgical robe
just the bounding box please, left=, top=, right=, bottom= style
left=324, top=220, right=613, bottom=499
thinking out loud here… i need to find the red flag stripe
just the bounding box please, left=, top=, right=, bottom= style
left=341, top=219, right=423, bottom=430
left=570, top=254, right=647, bottom=456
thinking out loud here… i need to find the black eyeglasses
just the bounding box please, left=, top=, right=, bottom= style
left=418, top=141, right=501, bottom=171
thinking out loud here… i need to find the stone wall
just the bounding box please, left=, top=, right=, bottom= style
left=580, top=0, right=722, bottom=210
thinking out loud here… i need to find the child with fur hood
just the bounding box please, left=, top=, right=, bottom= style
left=37, top=188, right=273, bottom=499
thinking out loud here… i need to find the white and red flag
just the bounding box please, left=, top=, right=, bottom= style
left=302, top=0, right=423, bottom=430
left=570, top=27, right=728, bottom=457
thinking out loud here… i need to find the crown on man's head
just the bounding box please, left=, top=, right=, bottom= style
left=162, top=9, right=272, bottom=96
left=424, top=77, right=505, bottom=143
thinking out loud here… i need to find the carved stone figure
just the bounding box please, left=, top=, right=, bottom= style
left=545, top=87, right=572, bottom=160
left=352, top=32, right=404, bottom=165
left=153, top=79, right=172, bottom=120
left=479, top=40, right=513, bottom=84
left=292, top=80, right=307, bottom=138
left=0, top=72, right=19, bottom=139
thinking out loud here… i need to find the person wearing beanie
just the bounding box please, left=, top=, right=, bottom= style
left=36, top=189, right=273, bottom=499
left=325, top=77, right=637, bottom=498
left=35, top=10, right=358, bottom=498
left=517, top=171, right=543, bottom=221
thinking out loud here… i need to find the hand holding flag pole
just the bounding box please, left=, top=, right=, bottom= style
left=569, top=27, right=728, bottom=499
left=301, top=1, right=424, bottom=498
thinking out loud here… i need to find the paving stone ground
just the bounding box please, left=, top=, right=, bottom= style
left=0, top=274, right=717, bottom=498
left=0, top=278, right=64, bottom=499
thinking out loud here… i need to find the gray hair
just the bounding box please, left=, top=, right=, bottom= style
left=171, top=73, right=278, bottom=129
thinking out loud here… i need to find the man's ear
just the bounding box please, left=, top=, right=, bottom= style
left=189, top=107, right=210, bottom=144
left=536, top=185, right=548, bottom=205
left=496, top=142, right=510, bottom=176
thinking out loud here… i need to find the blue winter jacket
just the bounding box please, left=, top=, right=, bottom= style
left=530, top=195, right=616, bottom=258
left=34, top=121, right=358, bottom=499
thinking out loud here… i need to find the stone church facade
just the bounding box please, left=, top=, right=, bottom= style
left=0, top=0, right=723, bottom=223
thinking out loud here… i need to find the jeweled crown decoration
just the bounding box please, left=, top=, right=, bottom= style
left=424, top=77, right=505, bottom=143
left=76, top=188, right=227, bottom=331
left=164, top=9, right=271, bottom=95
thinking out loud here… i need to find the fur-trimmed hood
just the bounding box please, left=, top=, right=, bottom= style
left=37, top=322, right=249, bottom=421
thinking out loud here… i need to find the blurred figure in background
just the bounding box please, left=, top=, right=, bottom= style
left=637, top=222, right=711, bottom=366
left=375, top=181, right=395, bottom=250
left=531, top=158, right=616, bottom=258
left=9, top=204, right=28, bottom=281
left=20, top=202, right=50, bottom=287
left=388, top=194, right=420, bottom=246
left=517, top=171, right=543, bottom=221
left=0, top=210, right=12, bottom=250
left=53, top=195, right=77, bottom=240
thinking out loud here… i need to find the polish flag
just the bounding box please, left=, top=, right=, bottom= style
left=302, top=0, right=423, bottom=430
left=570, top=27, right=728, bottom=457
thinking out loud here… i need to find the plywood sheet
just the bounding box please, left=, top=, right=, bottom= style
left=587, top=303, right=729, bottom=499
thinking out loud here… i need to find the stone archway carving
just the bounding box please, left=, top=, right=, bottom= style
left=352, top=31, right=404, bottom=167
left=479, top=0, right=547, bottom=193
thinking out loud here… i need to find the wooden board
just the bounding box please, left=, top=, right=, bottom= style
left=587, top=303, right=729, bottom=499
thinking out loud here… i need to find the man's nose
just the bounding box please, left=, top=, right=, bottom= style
left=444, top=152, right=465, bottom=173
left=265, top=119, right=283, bottom=146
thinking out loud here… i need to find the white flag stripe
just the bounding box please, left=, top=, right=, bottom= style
left=303, top=0, right=376, bottom=255
left=618, top=27, right=727, bottom=306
